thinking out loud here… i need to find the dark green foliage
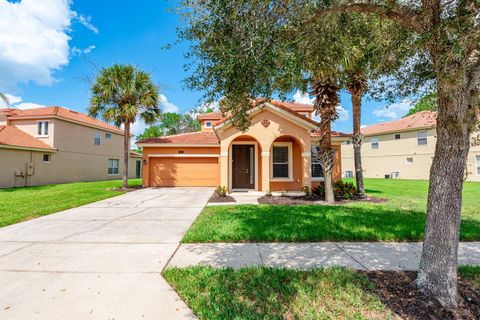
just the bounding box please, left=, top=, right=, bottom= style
left=136, top=112, right=200, bottom=140
left=312, top=180, right=358, bottom=199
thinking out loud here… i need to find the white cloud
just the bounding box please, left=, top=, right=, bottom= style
left=0, top=0, right=98, bottom=90
left=75, top=14, right=98, bottom=34
left=293, top=90, right=314, bottom=104
left=71, top=45, right=95, bottom=56
left=0, top=93, right=45, bottom=109
left=159, top=94, right=179, bottom=113
left=336, top=106, right=349, bottom=122
left=373, top=99, right=414, bottom=119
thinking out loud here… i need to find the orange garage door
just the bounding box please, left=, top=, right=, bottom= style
left=149, top=157, right=220, bottom=187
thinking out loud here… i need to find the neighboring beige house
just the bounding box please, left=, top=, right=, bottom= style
left=341, top=111, right=480, bottom=181
left=137, top=100, right=349, bottom=191
left=0, top=107, right=142, bottom=188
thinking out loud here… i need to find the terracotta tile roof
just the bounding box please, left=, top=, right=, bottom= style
left=137, top=131, right=219, bottom=145
left=130, top=151, right=143, bottom=157
left=0, top=125, right=56, bottom=151
left=197, top=111, right=223, bottom=120
left=268, top=100, right=313, bottom=112
left=5, top=107, right=124, bottom=134
left=311, top=130, right=351, bottom=138
left=361, top=111, right=437, bottom=136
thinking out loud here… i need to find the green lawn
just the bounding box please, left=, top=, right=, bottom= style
left=0, top=179, right=142, bottom=228
left=163, top=266, right=392, bottom=320
left=183, top=178, right=480, bottom=242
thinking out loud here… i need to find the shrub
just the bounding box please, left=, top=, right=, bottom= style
left=312, top=181, right=357, bottom=199
left=215, top=186, right=228, bottom=197
left=301, top=185, right=312, bottom=197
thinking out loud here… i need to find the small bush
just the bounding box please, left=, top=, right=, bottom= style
left=215, top=186, right=228, bottom=197
left=302, top=186, right=312, bottom=197
left=312, top=180, right=357, bottom=199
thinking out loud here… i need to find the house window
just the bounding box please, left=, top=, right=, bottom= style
left=105, top=133, right=112, bottom=140
left=417, top=131, right=428, bottom=145
left=395, top=134, right=401, bottom=140
left=311, top=146, right=324, bottom=179
left=204, top=121, right=212, bottom=128
left=476, top=156, right=480, bottom=176
left=108, top=159, right=119, bottom=175
left=406, top=157, right=414, bottom=164
left=271, top=143, right=292, bottom=179
left=94, top=132, right=101, bottom=145
left=37, top=121, right=49, bottom=136
left=371, top=137, right=379, bottom=149
left=43, top=154, right=51, bottom=163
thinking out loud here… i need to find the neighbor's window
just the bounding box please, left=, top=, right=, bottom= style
left=105, top=133, right=112, bottom=140
left=108, top=159, right=119, bottom=175
left=43, top=154, right=51, bottom=163
left=395, top=134, right=401, bottom=140
left=37, top=121, right=49, bottom=136
left=272, top=144, right=290, bottom=179
left=311, top=146, right=324, bottom=179
left=406, top=157, right=414, bottom=164
left=94, top=132, right=101, bottom=145
left=417, top=131, right=428, bottom=145
left=476, top=156, right=480, bottom=176
left=204, top=121, right=212, bottom=128
left=371, top=137, right=379, bottom=149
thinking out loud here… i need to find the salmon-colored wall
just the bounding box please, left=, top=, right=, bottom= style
left=142, top=146, right=220, bottom=187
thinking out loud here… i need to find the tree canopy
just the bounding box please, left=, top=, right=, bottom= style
left=136, top=112, right=201, bottom=140
left=404, top=93, right=438, bottom=117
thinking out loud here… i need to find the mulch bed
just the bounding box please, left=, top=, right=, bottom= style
left=361, top=271, right=480, bottom=320
left=257, top=195, right=387, bottom=205
left=209, top=191, right=236, bottom=203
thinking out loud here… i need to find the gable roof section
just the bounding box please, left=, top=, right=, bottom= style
left=137, top=131, right=219, bottom=146
left=197, top=111, right=223, bottom=121
left=361, top=111, right=437, bottom=136
left=5, top=107, right=124, bottom=135
left=0, top=125, right=56, bottom=151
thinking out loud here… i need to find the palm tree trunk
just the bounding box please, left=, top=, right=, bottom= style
left=319, top=111, right=335, bottom=203
left=123, top=122, right=130, bottom=190
left=351, top=89, right=365, bottom=197
left=416, top=66, right=471, bottom=309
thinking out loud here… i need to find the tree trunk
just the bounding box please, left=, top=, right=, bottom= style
left=123, top=122, right=130, bottom=190
left=320, top=112, right=335, bottom=204
left=416, top=73, right=471, bottom=309
left=351, top=90, right=365, bottom=197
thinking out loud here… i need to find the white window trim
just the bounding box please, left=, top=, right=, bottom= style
left=371, top=137, right=379, bottom=149
left=42, top=154, right=52, bottom=164
left=310, top=146, right=324, bottom=181
left=35, top=121, right=49, bottom=138
left=270, top=142, right=293, bottom=182
left=417, top=130, right=428, bottom=145
left=94, top=131, right=101, bottom=146
left=108, top=158, right=120, bottom=176
left=476, top=155, right=480, bottom=176
left=204, top=121, right=213, bottom=128
left=406, top=157, right=414, bottom=165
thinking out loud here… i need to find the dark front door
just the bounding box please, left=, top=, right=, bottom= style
left=232, top=145, right=255, bottom=189
left=136, top=160, right=141, bottom=178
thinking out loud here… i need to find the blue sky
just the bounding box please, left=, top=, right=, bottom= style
left=0, top=0, right=414, bottom=136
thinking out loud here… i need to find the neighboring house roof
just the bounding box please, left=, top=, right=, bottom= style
left=5, top=107, right=124, bottom=135
left=197, top=111, right=223, bottom=121
left=361, top=111, right=437, bottom=136
left=0, top=125, right=56, bottom=151
left=137, top=131, right=219, bottom=145
left=130, top=151, right=143, bottom=158
left=311, top=130, right=352, bottom=138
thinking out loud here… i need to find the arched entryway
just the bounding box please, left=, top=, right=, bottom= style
left=228, top=135, right=261, bottom=191
left=269, top=135, right=306, bottom=191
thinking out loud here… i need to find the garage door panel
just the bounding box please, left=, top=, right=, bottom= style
left=150, top=157, right=219, bottom=187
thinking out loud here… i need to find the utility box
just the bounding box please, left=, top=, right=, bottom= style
left=26, top=163, right=34, bottom=176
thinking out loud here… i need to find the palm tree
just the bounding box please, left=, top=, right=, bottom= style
left=0, top=93, right=9, bottom=107
left=346, top=73, right=367, bottom=197
left=88, top=64, right=160, bottom=190
left=310, top=76, right=340, bottom=204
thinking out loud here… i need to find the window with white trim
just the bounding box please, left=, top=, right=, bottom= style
left=43, top=154, right=51, bottom=163
left=37, top=121, right=49, bottom=136
left=311, top=146, right=324, bottom=179
left=272, top=144, right=291, bottom=179
left=204, top=121, right=212, bottom=128
left=476, top=156, right=480, bottom=176
left=371, top=137, right=379, bottom=149
left=94, top=132, right=101, bottom=145
left=105, top=133, right=112, bottom=140
left=417, top=131, right=428, bottom=145
left=108, top=159, right=119, bottom=175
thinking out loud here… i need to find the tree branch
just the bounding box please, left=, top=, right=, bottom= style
left=307, top=2, right=424, bottom=33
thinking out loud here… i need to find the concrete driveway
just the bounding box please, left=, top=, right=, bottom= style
left=0, top=187, right=213, bottom=320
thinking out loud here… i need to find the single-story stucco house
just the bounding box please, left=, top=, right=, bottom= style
left=137, top=100, right=349, bottom=192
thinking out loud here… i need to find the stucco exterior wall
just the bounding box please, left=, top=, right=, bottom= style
left=341, top=128, right=480, bottom=181
left=1, top=118, right=140, bottom=188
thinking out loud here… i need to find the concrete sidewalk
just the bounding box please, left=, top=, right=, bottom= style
left=0, top=187, right=213, bottom=320
left=168, top=242, right=480, bottom=271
